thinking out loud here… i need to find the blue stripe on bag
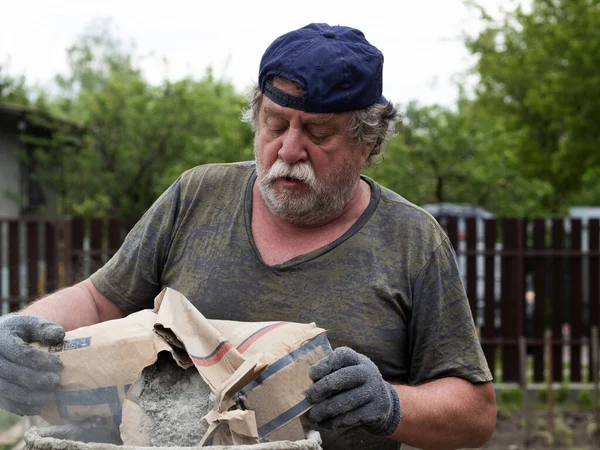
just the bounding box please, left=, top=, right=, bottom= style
left=235, top=333, right=332, bottom=439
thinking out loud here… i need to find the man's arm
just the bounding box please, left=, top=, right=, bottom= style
left=22, top=279, right=126, bottom=331
left=390, top=378, right=496, bottom=450
left=307, top=347, right=496, bottom=450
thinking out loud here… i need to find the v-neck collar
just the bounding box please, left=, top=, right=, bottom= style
left=243, top=167, right=381, bottom=270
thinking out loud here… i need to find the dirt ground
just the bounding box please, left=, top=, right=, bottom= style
left=402, top=410, right=599, bottom=450
left=480, top=410, right=598, bottom=450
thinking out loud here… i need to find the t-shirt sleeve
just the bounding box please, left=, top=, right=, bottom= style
left=408, top=239, right=493, bottom=385
left=90, top=176, right=183, bottom=312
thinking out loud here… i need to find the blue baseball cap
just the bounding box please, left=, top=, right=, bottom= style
left=258, top=23, right=388, bottom=113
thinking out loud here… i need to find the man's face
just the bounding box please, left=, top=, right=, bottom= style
left=254, top=79, right=370, bottom=226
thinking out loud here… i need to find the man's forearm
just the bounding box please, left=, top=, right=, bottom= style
left=22, top=279, right=125, bottom=331
left=389, top=378, right=496, bottom=450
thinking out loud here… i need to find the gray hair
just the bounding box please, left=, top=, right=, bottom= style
left=240, top=85, right=399, bottom=166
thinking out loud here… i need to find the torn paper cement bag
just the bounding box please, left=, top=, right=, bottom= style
left=36, top=287, right=331, bottom=446
left=138, top=288, right=333, bottom=446
left=36, top=309, right=178, bottom=433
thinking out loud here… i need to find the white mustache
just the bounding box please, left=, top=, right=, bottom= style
left=264, top=160, right=317, bottom=185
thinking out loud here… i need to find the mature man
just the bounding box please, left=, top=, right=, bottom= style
left=0, top=23, right=496, bottom=449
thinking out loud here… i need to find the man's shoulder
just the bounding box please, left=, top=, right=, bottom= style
left=372, top=181, right=447, bottom=242
left=180, top=161, right=255, bottom=184
left=165, top=162, right=255, bottom=205
left=174, top=162, right=255, bottom=195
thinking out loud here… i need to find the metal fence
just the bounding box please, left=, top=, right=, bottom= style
left=438, top=217, right=600, bottom=385
left=1, top=215, right=599, bottom=385
left=0, top=216, right=137, bottom=313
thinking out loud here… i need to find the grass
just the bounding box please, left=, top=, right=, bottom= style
left=0, top=410, right=22, bottom=450
left=0, top=410, right=19, bottom=432
left=496, top=385, right=599, bottom=412
left=493, top=350, right=592, bottom=384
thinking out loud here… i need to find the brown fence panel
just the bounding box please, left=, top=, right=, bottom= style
left=108, top=219, right=122, bottom=254
left=45, top=221, right=60, bottom=294
left=519, top=218, right=527, bottom=335
left=444, top=217, right=458, bottom=251
left=123, top=218, right=139, bottom=240
left=8, top=221, right=20, bottom=311
left=551, top=219, right=565, bottom=382
left=1, top=219, right=60, bottom=310
left=590, top=219, right=600, bottom=382
left=69, top=217, right=86, bottom=285
left=570, top=219, right=583, bottom=382
left=500, top=219, right=524, bottom=383
left=482, top=219, right=497, bottom=376
left=90, top=219, right=105, bottom=275
left=0, top=216, right=137, bottom=315
left=532, top=219, right=547, bottom=382
left=26, top=222, right=39, bottom=302
left=466, top=218, right=477, bottom=320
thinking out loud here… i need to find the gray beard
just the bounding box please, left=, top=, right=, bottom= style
left=255, top=156, right=361, bottom=227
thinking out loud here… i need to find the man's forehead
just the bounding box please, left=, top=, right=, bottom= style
left=261, top=97, right=346, bottom=125
left=262, top=103, right=332, bottom=124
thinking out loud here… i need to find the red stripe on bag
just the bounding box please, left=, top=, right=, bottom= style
left=190, top=341, right=235, bottom=367
left=237, top=322, right=288, bottom=354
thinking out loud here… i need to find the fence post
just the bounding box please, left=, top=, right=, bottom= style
left=551, top=219, right=565, bottom=382
left=501, top=219, right=523, bottom=382
left=519, top=335, right=530, bottom=444
left=62, top=218, right=72, bottom=289
left=532, top=219, right=547, bottom=383
left=8, top=221, right=20, bottom=312
left=45, top=220, right=59, bottom=295
left=545, top=329, right=554, bottom=437
left=26, top=221, right=39, bottom=305
left=570, top=219, right=583, bottom=381
left=483, top=220, right=497, bottom=377
left=592, top=326, right=599, bottom=443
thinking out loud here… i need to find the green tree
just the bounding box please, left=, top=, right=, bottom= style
left=0, top=63, right=29, bottom=105
left=465, top=0, right=600, bottom=212
left=29, top=21, right=254, bottom=218
left=367, top=96, right=553, bottom=216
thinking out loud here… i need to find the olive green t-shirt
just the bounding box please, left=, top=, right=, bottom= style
left=91, top=162, right=492, bottom=450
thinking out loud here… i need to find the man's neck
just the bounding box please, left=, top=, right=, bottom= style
left=252, top=178, right=371, bottom=237
left=250, top=178, right=372, bottom=265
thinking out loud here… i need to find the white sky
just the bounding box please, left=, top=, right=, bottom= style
left=0, top=0, right=526, bottom=107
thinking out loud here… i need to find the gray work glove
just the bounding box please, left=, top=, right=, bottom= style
left=0, top=314, right=65, bottom=416
left=306, top=347, right=401, bottom=436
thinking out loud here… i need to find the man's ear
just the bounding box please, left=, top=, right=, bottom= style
left=360, top=145, right=373, bottom=166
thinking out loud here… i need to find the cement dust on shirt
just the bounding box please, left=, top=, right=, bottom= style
left=91, top=162, right=492, bottom=450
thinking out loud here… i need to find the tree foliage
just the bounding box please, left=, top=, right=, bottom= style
left=367, top=95, right=554, bottom=216
left=29, top=22, right=254, bottom=218
left=464, top=0, right=600, bottom=212
left=369, top=0, right=600, bottom=216
left=3, top=4, right=599, bottom=218
left=0, top=64, right=29, bottom=105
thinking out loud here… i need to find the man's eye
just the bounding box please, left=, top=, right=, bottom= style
left=266, top=120, right=287, bottom=135
left=269, top=127, right=286, bottom=135
left=310, top=133, right=330, bottom=143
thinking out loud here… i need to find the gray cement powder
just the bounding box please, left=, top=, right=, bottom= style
left=136, top=352, right=213, bottom=447
left=25, top=355, right=324, bottom=449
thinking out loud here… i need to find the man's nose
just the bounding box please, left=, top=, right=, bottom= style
left=278, top=127, right=308, bottom=164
